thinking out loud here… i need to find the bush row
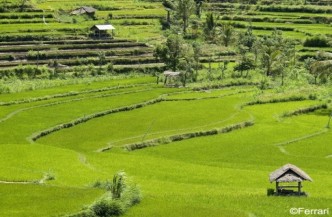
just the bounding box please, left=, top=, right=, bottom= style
left=282, top=104, right=328, bottom=117
left=221, top=15, right=314, bottom=24
left=0, top=35, right=85, bottom=42
left=192, top=80, right=259, bottom=91
left=303, top=35, right=331, bottom=47
left=0, top=83, right=150, bottom=105
left=0, top=13, right=53, bottom=19
left=0, top=39, right=129, bottom=46
left=0, top=19, right=54, bottom=24
left=123, top=121, right=254, bottom=151
left=165, top=89, right=252, bottom=101
left=231, top=22, right=294, bottom=31
left=0, top=88, right=152, bottom=123
left=244, top=95, right=309, bottom=107
left=257, top=5, right=332, bottom=13
left=0, top=56, right=157, bottom=68
left=26, top=48, right=152, bottom=60
left=111, top=15, right=163, bottom=19
left=0, top=42, right=147, bottom=52
left=30, top=97, right=164, bottom=142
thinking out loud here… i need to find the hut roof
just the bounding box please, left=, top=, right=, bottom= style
left=91, top=24, right=115, bottom=31
left=269, top=164, right=313, bottom=183
left=71, top=6, right=96, bottom=15
left=163, top=71, right=181, bottom=76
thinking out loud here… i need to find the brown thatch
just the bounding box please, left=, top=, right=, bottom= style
left=269, top=164, right=313, bottom=183
left=163, top=71, right=181, bottom=77
left=71, top=6, right=96, bottom=15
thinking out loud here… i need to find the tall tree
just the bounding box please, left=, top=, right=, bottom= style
left=194, top=0, right=204, bottom=18
left=154, top=34, right=185, bottom=71
left=305, top=52, right=332, bottom=84
left=204, top=13, right=217, bottom=42
left=238, top=24, right=256, bottom=52
left=178, top=43, right=194, bottom=87
left=176, top=0, right=195, bottom=34
left=234, top=55, right=256, bottom=77
left=219, top=23, right=236, bottom=47
left=20, top=0, right=29, bottom=12
left=257, top=30, right=286, bottom=77
left=257, top=30, right=297, bottom=85
left=192, top=41, right=202, bottom=81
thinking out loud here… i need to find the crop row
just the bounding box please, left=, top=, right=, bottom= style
left=0, top=56, right=158, bottom=68
left=0, top=34, right=86, bottom=42
left=0, top=19, right=55, bottom=24
left=122, top=121, right=254, bottom=151
left=0, top=39, right=131, bottom=46
left=0, top=42, right=147, bottom=53
left=30, top=97, right=165, bottom=142
left=282, top=104, right=328, bottom=117
left=226, top=22, right=295, bottom=31
left=193, top=80, right=259, bottom=91
left=220, top=15, right=332, bottom=24
left=0, top=83, right=152, bottom=106
left=208, top=3, right=332, bottom=13
left=26, top=49, right=152, bottom=60
left=0, top=13, right=53, bottom=19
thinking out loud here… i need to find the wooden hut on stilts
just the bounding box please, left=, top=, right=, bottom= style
left=269, top=164, right=313, bottom=196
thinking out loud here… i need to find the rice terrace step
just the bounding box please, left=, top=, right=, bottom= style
left=0, top=0, right=331, bottom=216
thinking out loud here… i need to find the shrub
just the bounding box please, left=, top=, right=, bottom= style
left=91, top=199, right=124, bottom=217
left=111, top=172, right=127, bottom=199
left=303, top=35, right=330, bottom=47
left=267, top=188, right=275, bottom=196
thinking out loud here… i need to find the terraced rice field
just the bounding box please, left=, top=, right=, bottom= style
left=0, top=77, right=331, bottom=216
left=0, top=38, right=162, bottom=72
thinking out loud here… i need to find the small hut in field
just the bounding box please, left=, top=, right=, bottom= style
left=90, top=24, right=115, bottom=38
left=163, top=71, right=181, bottom=86
left=269, top=164, right=313, bottom=196
left=70, top=6, right=96, bottom=16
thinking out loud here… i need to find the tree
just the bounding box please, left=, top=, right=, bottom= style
left=305, top=52, right=332, bottom=84
left=178, top=43, right=194, bottom=87
left=20, top=0, right=29, bottom=12
left=204, top=13, right=217, bottom=42
left=238, top=24, right=256, bottom=52
left=219, top=23, right=236, bottom=47
left=176, top=0, right=195, bottom=34
left=154, top=34, right=185, bottom=71
left=192, top=41, right=202, bottom=81
left=257, top=30, right=285, bottom=77
left=194, top=0, right=204, bottom=18
left=257, top=30, right=297, bottom=86
left=234, top=55, right=256, bottom=77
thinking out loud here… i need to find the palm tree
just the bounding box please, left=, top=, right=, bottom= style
left=306, top=52, right=332, bottom=84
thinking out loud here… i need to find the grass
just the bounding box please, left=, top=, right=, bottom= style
left=0, top=184, right=102, bottom=217
left=0, top=86, right=176, bottom=144
left=37, top=93, right=253, bottom=151
left=0, top=78, right=331, bottom=216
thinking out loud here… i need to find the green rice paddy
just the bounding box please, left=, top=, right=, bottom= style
left=0, top=77, right=331, bottom=216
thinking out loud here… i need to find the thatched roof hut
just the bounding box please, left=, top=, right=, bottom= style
left=162, top=71, right=181, bottom=86
left=269, top=164, right=312, bottom=196
left=269, top=163, right=313, bottom=183
left=90, top=24, right=115, bottom=38
left=163, top=71, right=181, bottom=77
left=71, top=6, right=96, bottom=15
